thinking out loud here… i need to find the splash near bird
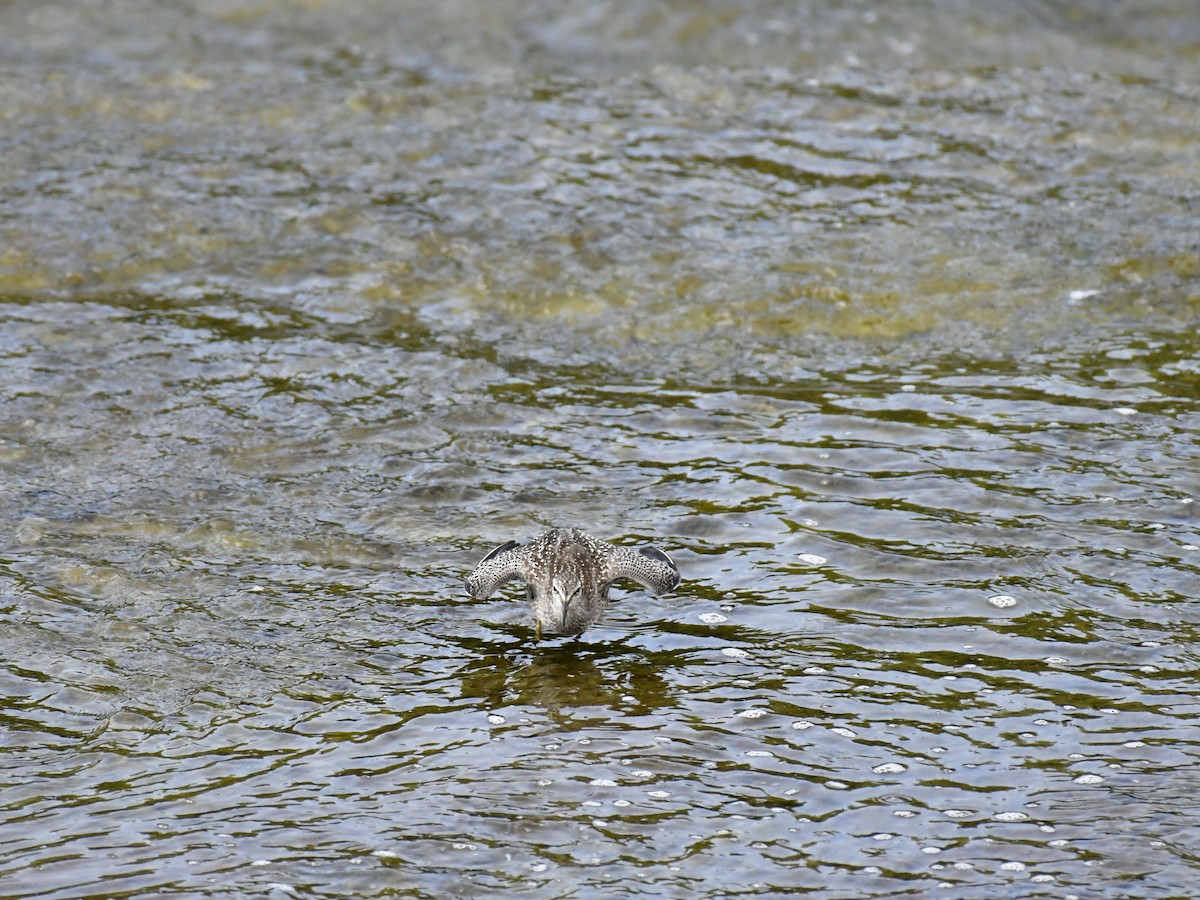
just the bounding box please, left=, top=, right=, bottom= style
left=465, top=528, right=681, bottom=639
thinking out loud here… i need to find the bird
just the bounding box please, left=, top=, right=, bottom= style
left=464, top=528, right=681, bottom=639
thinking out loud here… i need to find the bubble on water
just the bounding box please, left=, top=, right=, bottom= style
left=721, top=647, right=749, bottom=659
left=699, top=612, right=727, bottom=624
left=746, top=750, right=774, bottom=758
left=994, top=811, right=1029, bottom=822
left=1073, top=774, right=1104, bottom=784
left=630, top=769, right=652, bottom=778
left=738, top=708, right=767, bottom=718
left=943, top=809, right=971, bottom=819
left=892, top=809, right=916, bottom=818
left=872, top=762, right=905, bottom=774
left=1045, top=656, right=1067, bottom=665
left=825, top=780, right=849, bottom=790
left=791, top=720, right=814, bottom=730
left=252, top=859, right=272, bottom=866
left=921, top=846, right=942, bottom=855
left=803, top=665, right=828, bottom=675
left=832, top=727, right=857, bottom=738
left=372, top=851, right=396, bottom=859
left=452, top=842, right=477, bottom=851
left=582, top=800, right=601, bottom=807
left=1031, top=874, right=1056, bottom=883
left=931, top=746, right=947, bottom=754
left=952, top=862, right=974, bottom=870
left=1000, top=861, right=1026, bottom=871
left=1140, top=665, right=1159, bottom=673
left=1114, top=407, right=1137, bottom=416
left=613, top=800, right=631, bottom=808
left=648, top=790, right=671, bottom=799
left=872, top=833, right=893, bottom=841
left=797, top=553, right=828, bottom=566
left=537, top=779, right=552, bottom=786
left=1048, top=839, right=1068, bottom=847
left=266, top=885, right=298, bottom=896
left=1182, top=544, right=1199, bottom=551
left=487, top=714, right=505, bottom=725
left=530, top=862, right=548, bottom=873
left=590, top=779, right=617, bottom=787
left=1123, top=740, right=1145, bottom=748
left=1039, top=825, right=1056, bottom=833
left=544, top=743, right=560, bottom=750
left=862, top=866, right=882, bottom=875
left=1033, top=719, right=1050, bottom=726
left=988, top=595, right=1017, bottom=608
left=1069, top=289, right=1101, bottom=301
left=900, top=384, right=916, bottom=392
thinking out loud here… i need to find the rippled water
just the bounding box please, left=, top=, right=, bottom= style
left=3, top=1, right=1200, bottom=897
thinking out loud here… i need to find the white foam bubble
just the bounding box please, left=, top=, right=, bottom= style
left=590, top=779, right=617, bottom=787
left=737, top=708, right=767, bottom=718
left=988, top=595, right=1017, bottom=608
left=1000, top=861, right=1026, bottom=871
left=1073, top=774, right=1104, bottom=784
left=872, top=762, right=905, bottom=774
left=797, top=553, right=828, bottom=566
left=746, top=750, right=774, bottom=757
left=647, top=790, right=671, bottom=799
left=721, top=647, right=749, bottom=658
left=487, top=714, right=505, bottom=725
left=994, top=811, right=1029, bottom=822
left=699, top=612, right=727, bottom=624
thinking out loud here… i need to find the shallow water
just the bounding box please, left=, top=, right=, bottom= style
left=2, top=1, right=1200, bottom=897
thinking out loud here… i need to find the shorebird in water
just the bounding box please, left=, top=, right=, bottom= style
left=465, top=528, right=680, bottom=639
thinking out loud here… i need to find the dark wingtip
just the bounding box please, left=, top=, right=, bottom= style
left=478, top=539, right=519, bottom=564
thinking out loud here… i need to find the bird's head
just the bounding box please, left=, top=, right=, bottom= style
left=550, top=574, right=585, bottom=633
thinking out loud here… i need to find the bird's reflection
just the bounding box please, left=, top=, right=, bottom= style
left=455, top=628, right=674, bottom=722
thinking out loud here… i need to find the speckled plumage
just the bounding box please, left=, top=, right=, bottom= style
left=464, top=528, right=681, bottom=637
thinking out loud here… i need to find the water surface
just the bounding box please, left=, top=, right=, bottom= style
left=2, top=1, right=1199, bottom=897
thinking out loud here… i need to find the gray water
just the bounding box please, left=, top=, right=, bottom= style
left=2, top=1, right=1200, bottom=897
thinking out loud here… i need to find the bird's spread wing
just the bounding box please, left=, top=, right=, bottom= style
left=464, top=540, right=525, bottom=598
left=605, top=545, right=680, bottom=595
